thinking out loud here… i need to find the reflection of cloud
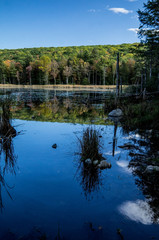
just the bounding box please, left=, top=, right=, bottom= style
left=104, top=150, right=121, bottom=156
left=116, top=160, right=131, bottom=173
left=123, top=134, right=141, bottom=140
left=119, top=200, right=159, bottom=225
left=109, top=8, right=133, bottom=14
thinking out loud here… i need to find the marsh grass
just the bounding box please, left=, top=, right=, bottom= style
left=78, top=127, right=103, bottom=161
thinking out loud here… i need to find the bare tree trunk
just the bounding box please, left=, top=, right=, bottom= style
left=95, top=71, right=97, bottom=85
left=116, top=53, right=120, bottom=97
left=93, top=70, right=94, bottom=85
left=120, top=77, right=122, bottom=94
left=144, top=69, right=147, bottom=90
left=3, top=75, right=5, bottom=84
left=149, top=52, right=152, bottom=81
left=45, top=73, right=49, bottom=85
left=149, top=64, right=152, bottom=81
left=103, top=67, right=106, bottom=85
left=88, top=71, right=90, bottom=84
left=29, top=76, right=32, bottom=85
left=141, top=72, right=143, bottom=93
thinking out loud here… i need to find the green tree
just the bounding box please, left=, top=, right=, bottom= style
left=39, top=56, right=51, bottom=84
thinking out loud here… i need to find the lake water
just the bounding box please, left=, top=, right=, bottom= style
left=0, top=89, right=158, bottom=240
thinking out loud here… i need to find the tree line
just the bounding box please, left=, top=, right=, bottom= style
left=0, top=43, right=139, bottom=86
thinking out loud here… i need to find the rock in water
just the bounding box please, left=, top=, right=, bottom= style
left=108, top=109, right=123, bottom=117
left=93, top=160, right=99, bottom=166
left=85, top=159, right=92, bottom=165
left=52, top=144, right=57, bottom=149
left=145, top=165, right=159, bottom=173
left=98, top=160, right=111, bottom=169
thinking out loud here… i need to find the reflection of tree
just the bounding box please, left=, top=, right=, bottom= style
left=128, top=129, right=159, bottom=223
left=12, top=95, right=107, bottom=124
left=0, top=99, right=17, bottom=211
left=108, top=117, right=119, bottom=157
left=112, top=122, right=118, bottom=157
left=76, top=162, right=103, bottom=199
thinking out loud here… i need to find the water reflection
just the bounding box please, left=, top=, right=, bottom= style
left=10, top=94, right=107, bottom=125
left=0, top=99, right=17, bottom=210
left=119, top=200, right=157, bottom=225
left=116, top=160, right=131, bottom=174
left=122, top=129, right=159, bottom=224
left=0, top=89, right=159, bottom=238
left=108, top=116, right=120, bottom=157
left=76, top=161, right=103, bottom=199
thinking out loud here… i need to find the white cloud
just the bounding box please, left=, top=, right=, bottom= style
left=128, top=28, right=139, bottom=33
left=109, top=8, right=133, bottom=14
left=128, top=0, right=138, bottom=2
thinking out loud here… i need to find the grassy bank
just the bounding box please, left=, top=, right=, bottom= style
left=0, top=84, right=128, bottom=92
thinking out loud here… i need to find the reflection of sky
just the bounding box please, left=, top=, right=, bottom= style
left=104, top=150, right=121, bottom=156
left=116, top=160, right=131, bottom=174
left=119, top=200, right=159, bottom=225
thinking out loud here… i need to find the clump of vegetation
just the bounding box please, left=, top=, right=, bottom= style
left=78, top=127, right=103, bottom=161
left=104, top=94, right=159, bottom=131
left=121, top=98, right=159, bottom=131
left=104, top=97, right=117, bottom=113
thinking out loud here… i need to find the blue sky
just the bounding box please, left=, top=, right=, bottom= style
left=0, top=0, right=145, bottom=49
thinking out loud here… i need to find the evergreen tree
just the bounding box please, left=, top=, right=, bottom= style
left=138, top=0, right=159, bottom=90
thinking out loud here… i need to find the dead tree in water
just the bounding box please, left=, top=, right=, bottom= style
left=120, top=77, right=122, bottom=94
left=116, top=53, right=120, bottom=98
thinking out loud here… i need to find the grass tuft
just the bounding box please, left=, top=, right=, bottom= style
left=78, top=127, right=103, bottom=161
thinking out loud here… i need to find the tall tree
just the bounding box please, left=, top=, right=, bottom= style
left=26, top=65, right=32, bottom=85
left=63, top=66, right=72, bottom=84
left=50, top=60, right=59, bottom=85
left=38, top=56, right=51, bottom=84
left=138, top=0, right=159, bottom=90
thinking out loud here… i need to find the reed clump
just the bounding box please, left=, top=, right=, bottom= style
left=78, top=127, right=103, bottom=161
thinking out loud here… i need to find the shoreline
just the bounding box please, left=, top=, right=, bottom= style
left=0, top=84, right=128, bottom=92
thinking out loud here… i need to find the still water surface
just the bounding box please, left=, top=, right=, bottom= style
left=0, top=89, right=158, bottom=240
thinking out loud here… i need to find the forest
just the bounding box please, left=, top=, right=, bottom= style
left=0, top=43, right=143, bottom=86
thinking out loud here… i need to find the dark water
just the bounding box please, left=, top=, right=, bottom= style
left=0, top=89, right=159, bottom=240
